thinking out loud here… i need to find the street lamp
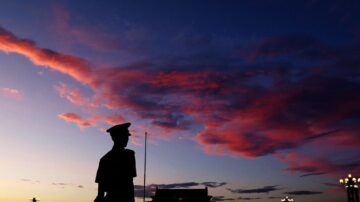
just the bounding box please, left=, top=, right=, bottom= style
left=339, top=173, right=360, bottom=202
left=281, top=196, right=294, bottom=202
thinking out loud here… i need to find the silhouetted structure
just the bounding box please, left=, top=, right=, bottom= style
left=151, top=187, right=212, bottom=202
left=30, top=197, right=39, bottom=202
left=281, top=196, right=294, bottom=202
left=340, top=174, right=360, bottom=202
left=94, top=123, right=137, bottom=202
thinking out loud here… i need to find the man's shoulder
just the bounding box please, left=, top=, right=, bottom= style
left=100, top=150, right=113, bottom=161
left=100, top=149, right=134, bottom=162
left=125, top=149, right=135, bottom=155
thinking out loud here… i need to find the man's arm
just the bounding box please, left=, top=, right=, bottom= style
left=127, top=149, right=137, bottom=177
left=94, top=183, right=105, bottom=202
left=94, top=160, right=105, bottom=202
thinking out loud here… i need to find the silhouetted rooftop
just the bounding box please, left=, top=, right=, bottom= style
left=152, top=187, right=212, bottom=202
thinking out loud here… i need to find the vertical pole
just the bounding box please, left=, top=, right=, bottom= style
left=143, top=132, right=148, bottom=202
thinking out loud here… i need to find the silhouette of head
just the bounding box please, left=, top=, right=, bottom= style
left=106, top=123, right=131, bottom=148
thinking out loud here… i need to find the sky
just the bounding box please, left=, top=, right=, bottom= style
left=0, top=0, right=359, bottom=202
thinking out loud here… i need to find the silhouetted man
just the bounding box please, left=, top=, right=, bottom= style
left=94, top=123, right=137, bottom=202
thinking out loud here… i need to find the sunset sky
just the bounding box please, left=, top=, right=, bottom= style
left=0, top=1, right=360, bottom=202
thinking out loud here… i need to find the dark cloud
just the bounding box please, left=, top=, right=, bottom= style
left=304, top=130, right=340, bottom=142
left=227, top=185, right=281, bottom=194
left=148, top=181, right=227, bottom=189
left=52, top=182, right=68, bottom=186
left=237, top=197, right=262, bottom=200
left=157, top=182, right=200, bottom=189
left=20, top=179, right=40, bottom=184
left=212, top=196, right=235, bottom=201
left=268, top=196, right=283, bottom=199
left=300, top=172, right=327, bottom=177
left=202, top=182, right=227, bottom=188
left=284, top=190, right=323, bottom=195
left=151, top=113, right=191, bottom=131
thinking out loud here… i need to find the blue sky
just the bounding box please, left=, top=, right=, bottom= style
left=0, top=1, right=359, bottom=202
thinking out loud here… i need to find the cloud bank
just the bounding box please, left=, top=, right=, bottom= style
left=227, top=185, right=281, bottom=194
left=284, top=190, right=322, bottom=195
left=1, top=24, right=359, bottom=177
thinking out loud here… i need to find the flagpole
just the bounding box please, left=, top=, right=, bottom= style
left=143, top=132, right=147, bottom=202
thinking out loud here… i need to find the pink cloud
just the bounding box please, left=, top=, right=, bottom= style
left=58, top=112, right=125, bottom=129
left=90, top=114, right=125, bottom=126
left=58, top=113, right=94, bottom=128
left=0, top=26, right=93, bottom=85
left=55, top=83, right=99, bottom=108
left=1, top=87, right=23, bottom=100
